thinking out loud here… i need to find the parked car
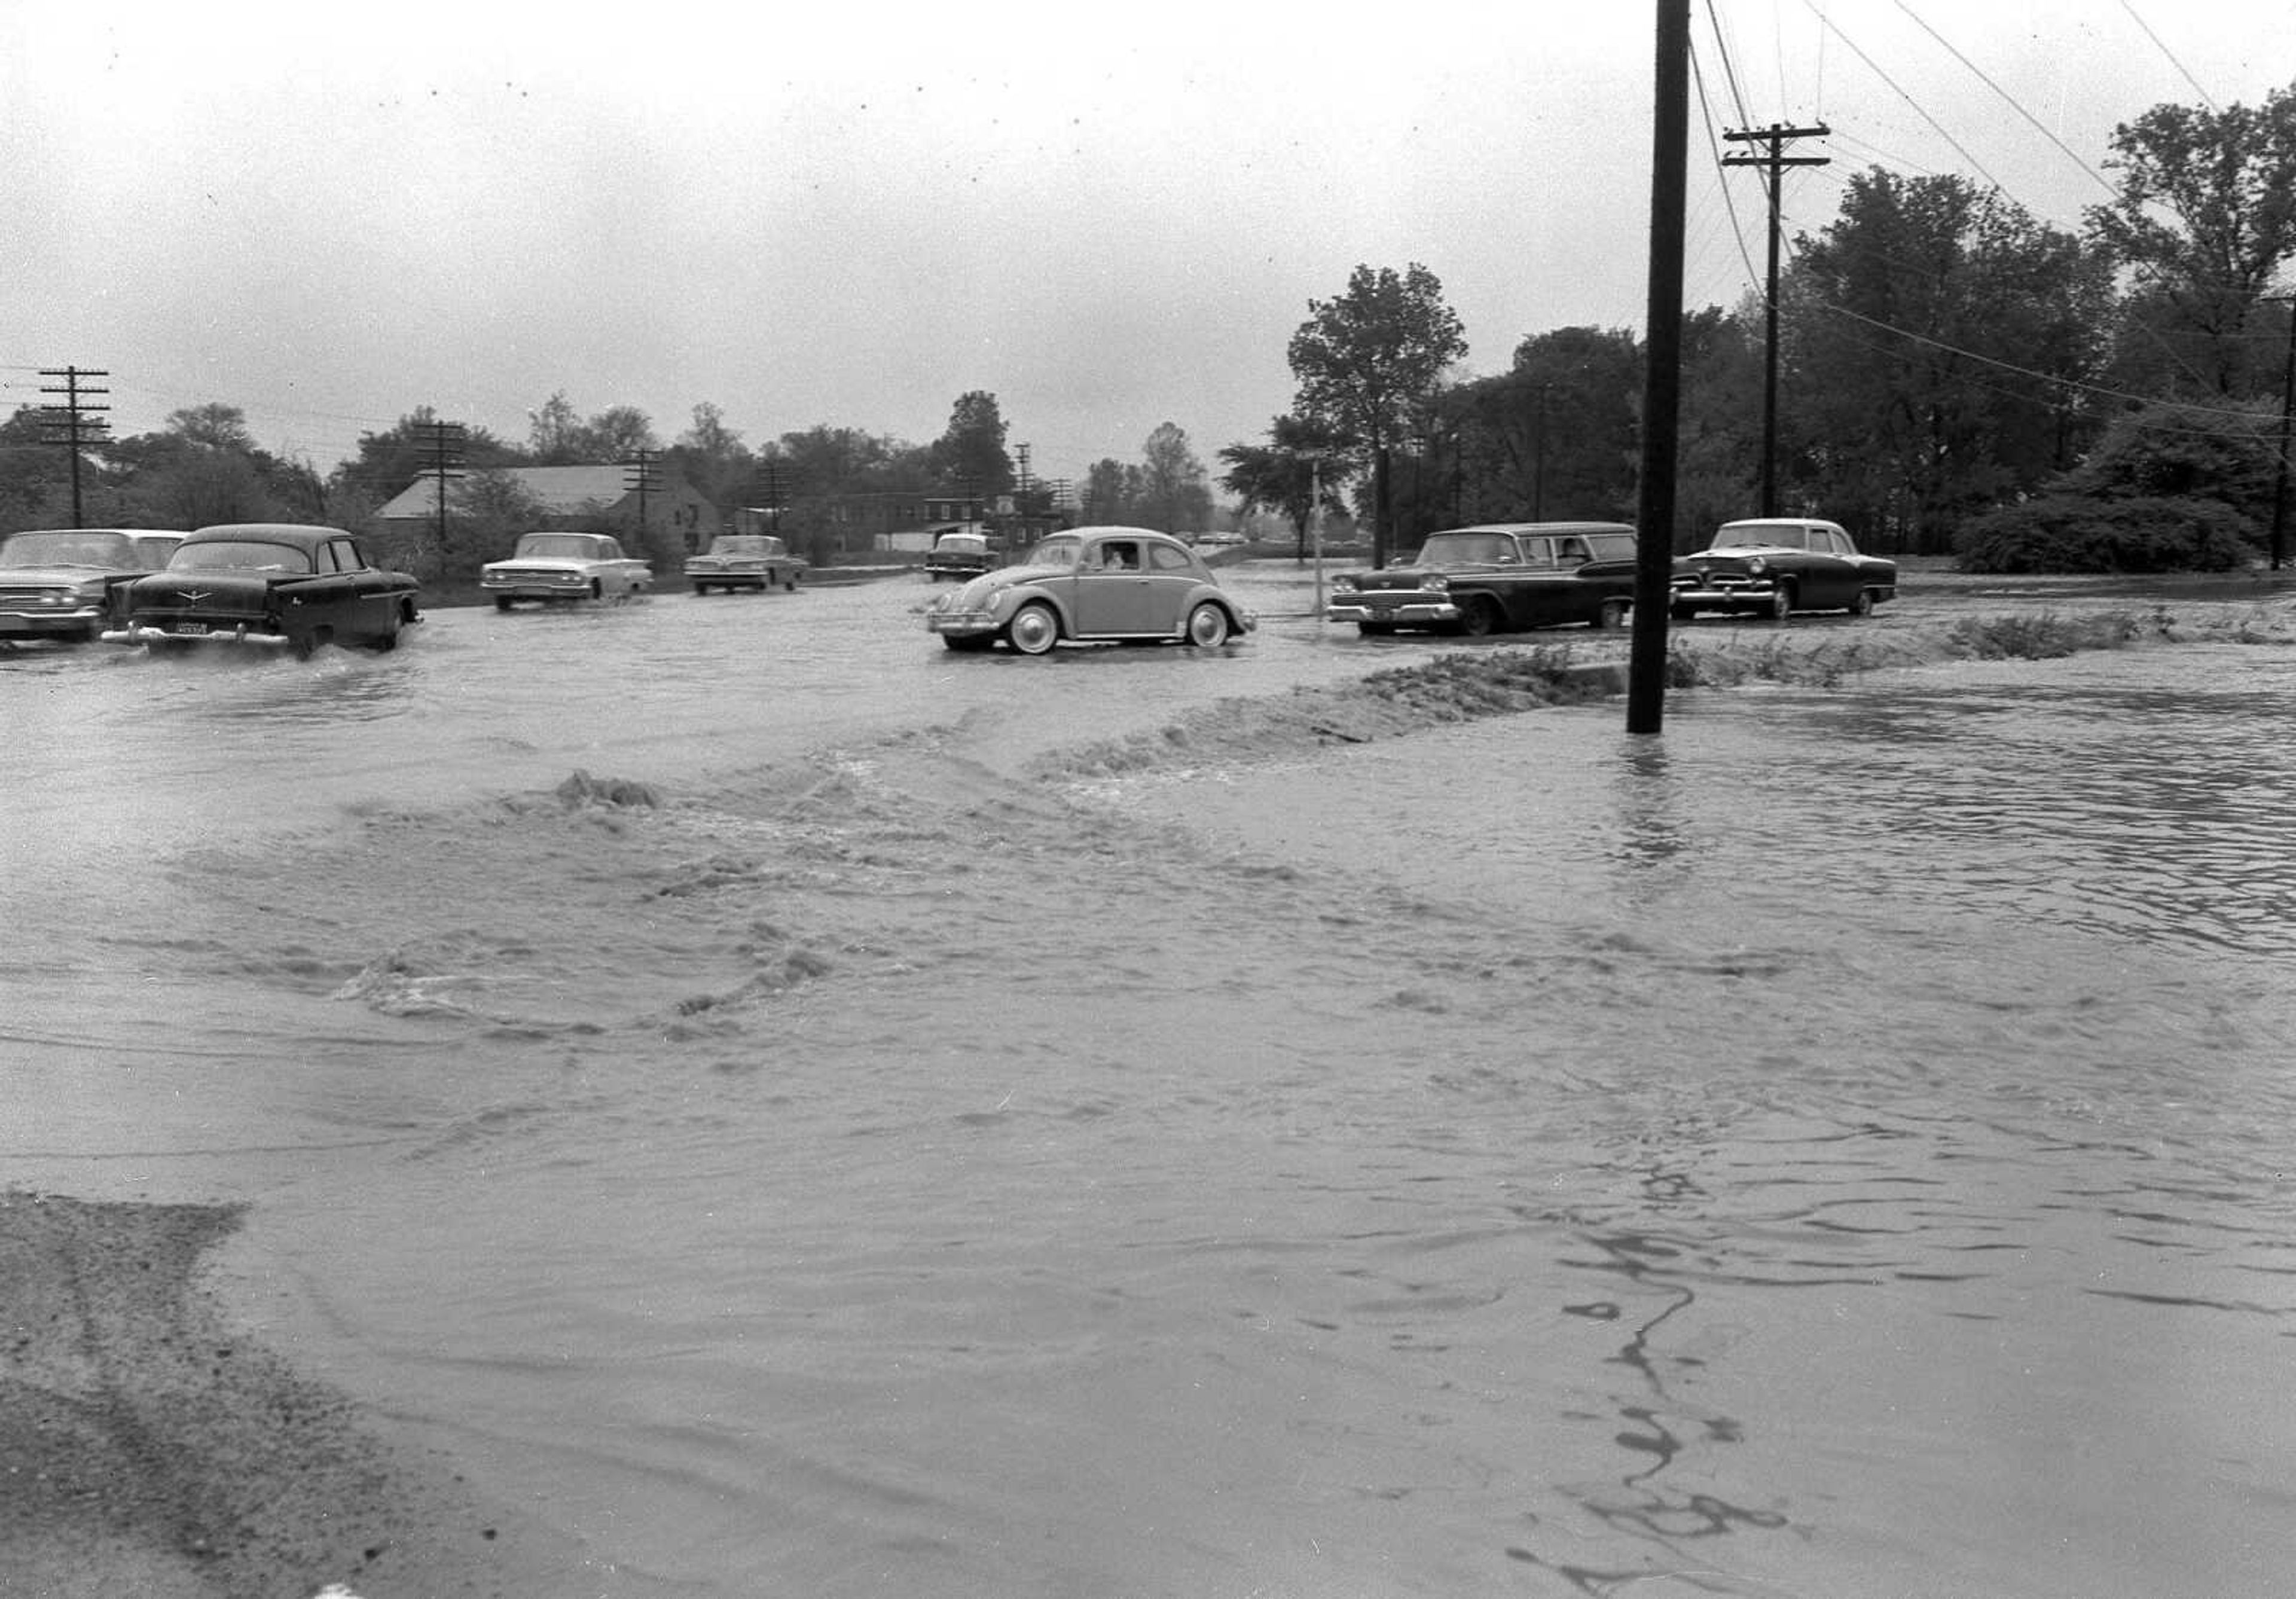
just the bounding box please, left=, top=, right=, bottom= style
left=481, top=532, right=652, bottom=609
left=1326, top=521, right=1639, bottom=636
left=102, top=524, right=419, bottom=656
left=923, top=529, right=994, bottom=582
left=685, top=533, right=805, bottom=594
left=0, top=527, right=184, bottom=643
left=924, top=526, right=1256, bottom=655
left=1670, top=518, right=1897, bottom=620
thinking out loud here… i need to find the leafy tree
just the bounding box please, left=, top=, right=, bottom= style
left=1219, top=413, right=1351, bottom=556
left=527, top=392, right=585, bottom=463
left=1081, top=457, right=1143, bottom=524
left=671, top=401, right=755, bottom=508
left=1673, top=302, right=1767, bottom=546
left=584, top=405, right=657, bottom=461
left=927, top=391, right=1014, bottom=496
left=1287, top=262, right=1467, bottom=565
left=1784, top=169, right=2115, bottom=553
left=523, top=394, right=657, bottom=464
left=335, top=407, right=520, bottom=506
left=2087, top=84, right=2296, bottom=396
left=1137, top=422, right=1211, bottom=532
left=166, top=401, right=256, bottom=453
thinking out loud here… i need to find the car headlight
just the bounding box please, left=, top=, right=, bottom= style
left=1746, top=557, right=1767, bottom=575
left=1423, top=574, right=1449, bottom=593
left=1333, top=575, right=1358, bottom=594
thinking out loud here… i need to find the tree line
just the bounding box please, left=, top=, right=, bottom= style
left=1225, top=82, right=2296, bottom=572
left=0, top=383, right=1220, bottom=581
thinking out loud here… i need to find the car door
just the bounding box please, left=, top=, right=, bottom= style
left=326, top=538, right=383, bottom=640
left=1504, top=536, right=1563, bottom=627
left=1073, top=538, right=1155, bottom=634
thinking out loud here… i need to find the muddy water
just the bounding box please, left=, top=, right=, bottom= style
left=5, top=574, right=2294, bottom=1598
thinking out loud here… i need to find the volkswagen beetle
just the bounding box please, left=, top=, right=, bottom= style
left=924, top=526, right=1255, bottom=655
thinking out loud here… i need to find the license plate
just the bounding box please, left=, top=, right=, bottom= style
left=175, top=621, right=209, bottom=635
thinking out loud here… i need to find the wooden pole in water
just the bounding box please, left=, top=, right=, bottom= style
left=1627, top=0, right=1689, bottom=736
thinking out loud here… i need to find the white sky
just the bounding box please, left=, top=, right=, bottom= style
left=5, top=1, right=2294, bottom=492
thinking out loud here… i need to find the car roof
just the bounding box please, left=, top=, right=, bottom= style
left=1720, top=517, right=1846, bottom=533
left=1428, top=522, right=1636, bottom=536
left=185, top=523, right=355, bottom=547
left=1058, top=525, right=1180, bottom=541
left=6, top=526, right=184, bottom=538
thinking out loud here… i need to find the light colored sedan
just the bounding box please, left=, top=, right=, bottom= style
left=924, top=526, right=1256, bottom=655
left=481, top=532, right=652, bottom=610
left=0, top=527, right=184, bottom=642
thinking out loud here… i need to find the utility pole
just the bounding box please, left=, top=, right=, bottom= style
left=2270, top=294, right=2295, bottom=571
left=1724, top=121, right=1829, bottom=518
left=414, top=419, right=466, bottom=562
left=624, top=448, right=662, bottom=548
left=1627, top=0, right=1690, bottom=737
left=38, top=367, right=110, bottom=526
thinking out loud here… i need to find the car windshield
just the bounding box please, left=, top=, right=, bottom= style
left=1713, top=523, right=1808, bottom=550
left=1023, top=536, right=1082, bottom=567
left=0, top=532, right=141, bottom=567
left=1415, top=532, right=1518, bottom=565
left=707, top=538, right=771, bottom=556
left=515, top=535, right=610, bottom=559
left=169, top=541, right=314, bottom=573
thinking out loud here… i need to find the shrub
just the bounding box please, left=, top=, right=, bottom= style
left=1953, top=493, right=2258, bottom=573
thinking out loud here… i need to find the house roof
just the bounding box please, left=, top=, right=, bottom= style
left=374, top=465, right=688, bottom=520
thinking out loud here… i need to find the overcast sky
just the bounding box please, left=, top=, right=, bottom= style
left=5, top=2, right=2293, bottom=493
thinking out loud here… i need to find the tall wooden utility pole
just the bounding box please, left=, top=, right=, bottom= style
left=1626, top=0, right=1690, bottom=736
left=1724, top=123, right=1829, bottom=518
left=38, top=367, right=110, bottom=526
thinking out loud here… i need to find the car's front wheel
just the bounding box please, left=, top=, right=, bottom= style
left=1849, top=588, right=1876, bottom=617
left=494, top=596, right=513, bottom=612
left=1185, top=603, right=1230, bottom=648
left=1455, top=596, right=1501, bottom=637
left=1764, top=585, right=1794, bottom=622
left=1593, top=597, right=1629, bottom=630
left=1006, top=602, right=1060, bottom=656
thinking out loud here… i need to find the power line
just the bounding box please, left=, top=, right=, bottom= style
left=1889, top=1, right=2120, bottom=203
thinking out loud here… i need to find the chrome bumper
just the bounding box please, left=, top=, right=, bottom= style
left=1326, top=597, right=1458, bottom=624
left=101, top=622, right=292, bottom=648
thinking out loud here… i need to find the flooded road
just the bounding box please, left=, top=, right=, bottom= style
left=5, top=569, right=2295, bottom=1598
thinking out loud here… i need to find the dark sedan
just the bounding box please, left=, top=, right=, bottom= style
left=1326, top=522, right=1639, bottom=636
left=103, top=523, right=421, bottom=657
left=1671, top=518, right=1897, bottom=620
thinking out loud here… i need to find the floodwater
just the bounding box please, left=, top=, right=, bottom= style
left=5, top=569, right=2295, bottom=1598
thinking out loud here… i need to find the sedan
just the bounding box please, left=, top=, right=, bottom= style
left=924, top=526, right=1256, bottom=655
left=102, top=523, right=420, bottom=656
left=482, top=532, right=652, bottom=609
left=1671, top=518, right=1897, bottom=620
left=686, top=533, right=805, bottom=594
left=0, top=527, right=184, bottom=643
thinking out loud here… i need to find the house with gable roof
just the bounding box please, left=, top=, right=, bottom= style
left=373, top=465, right=721, bottom=560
